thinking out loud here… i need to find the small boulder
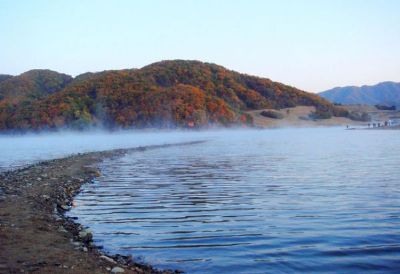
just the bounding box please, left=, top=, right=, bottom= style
left=79, top=230, right=93, bottom=244
left=57, top=226, right=68, bottom=233
left=100, top=255, right=117, bottom=264
left=78, top=229, right=92, bottom=238
left=111, top=266, right=125, bottom=273
left=60, top=204, right=70, bottom=210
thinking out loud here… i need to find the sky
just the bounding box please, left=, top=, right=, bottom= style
left=0, top=0, right=399, bottom=92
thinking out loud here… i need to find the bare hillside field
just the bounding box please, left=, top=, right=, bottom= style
left=247, top=105, right=400, bottom=128
left=247, top=106, right=364, bottom=128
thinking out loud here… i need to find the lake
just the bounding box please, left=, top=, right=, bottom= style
left=0, top=130, right=209, bottom=172
left=62, top=128, right=400, bottom=273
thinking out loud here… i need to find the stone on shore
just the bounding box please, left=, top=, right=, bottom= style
left=100, top=255, right=117, bottom=265
left=111, top=266, right=125, bottom=273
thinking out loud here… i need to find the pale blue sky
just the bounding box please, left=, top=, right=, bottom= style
left=0, top=0, right=399, bottom=92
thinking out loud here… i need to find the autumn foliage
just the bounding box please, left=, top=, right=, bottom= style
left=0, top=60, right=349, bottom=131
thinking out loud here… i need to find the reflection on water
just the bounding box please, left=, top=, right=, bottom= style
left=69, top=128, right=400, bottom=273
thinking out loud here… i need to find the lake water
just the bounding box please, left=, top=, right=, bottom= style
left=0, top=130, right=209, bottom=172
left=65, top=128, right=400, bottom=273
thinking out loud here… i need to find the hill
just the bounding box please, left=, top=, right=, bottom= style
left=0, top=74, right=13, bottom=84
left=0, top=60, right=350, bottom=131
left=319, top=81, right=400, bottom=106
left=0, top=70, right=73, bottom=103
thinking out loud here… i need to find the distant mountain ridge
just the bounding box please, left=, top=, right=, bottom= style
left=319, top=81, right=400, bottom=106
left=0, top=60, right=350, bottom=131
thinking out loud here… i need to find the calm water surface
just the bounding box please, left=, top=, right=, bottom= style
left=65, top=128, right=399, bottom=273
left=0, top=130, right=207, bottom=172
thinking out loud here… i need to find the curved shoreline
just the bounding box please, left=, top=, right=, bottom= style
left=0, top=141, right=204, bottom=273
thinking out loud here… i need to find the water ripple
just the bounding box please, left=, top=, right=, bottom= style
left=68, top=129, right=400, bottom=273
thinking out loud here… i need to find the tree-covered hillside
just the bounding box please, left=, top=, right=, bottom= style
left=0, top=74, right=13, bottom=84
left=0, top=60, right=350, bottom=131
left=0, top=70, right=72, bottom=103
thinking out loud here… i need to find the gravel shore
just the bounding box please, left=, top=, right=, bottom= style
left=0, top=141, right=203, bottom=273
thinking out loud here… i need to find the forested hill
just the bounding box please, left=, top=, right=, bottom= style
left=0, top=74, right=13, bottom=84
left=0, top=60, right=349, bottom=131
left=320, top=81, right=400, bottom=106
left=0, top=70, right=73, bottom=102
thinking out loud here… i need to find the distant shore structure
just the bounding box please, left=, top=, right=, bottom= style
left=367, top=118, right=399, bottom=128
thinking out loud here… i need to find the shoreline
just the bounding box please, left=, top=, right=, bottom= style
left=0, top=141, right=204, bottom=273
left=347, top=125, right=400, bottom=130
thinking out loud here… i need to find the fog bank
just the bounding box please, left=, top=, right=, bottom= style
left=2, top=128, right=279, bottom=172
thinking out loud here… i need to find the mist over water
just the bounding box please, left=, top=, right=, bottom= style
left=65, top=128, right=400, bottom=273
left=0, top=129, right=220, bottom=172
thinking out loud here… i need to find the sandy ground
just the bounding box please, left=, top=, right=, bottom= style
left=0, top=143, right=203, bottom=274
left=246, top=106, right=365, bottom=128
left=246, top=105, right=400, bottom=129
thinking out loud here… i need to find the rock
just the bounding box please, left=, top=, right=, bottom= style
left=60, top=204, right=70, bottom=210
left=99, top=255, right=117, bottom=264
left=114, top=254, right=133, bottom=265
left=78, top=229, right=92, bottom=238
left=94, top=170, right=101, bottom=177
left=57, top=226, right=67, bottom=233
left=71, top=241, right=81, bottom=247
left=111, top=266, right=125, bottom=273
left=79, top=232, right=93, bottom=244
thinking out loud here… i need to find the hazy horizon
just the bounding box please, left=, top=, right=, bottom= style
left=1, top=0, right=399, bottom=92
